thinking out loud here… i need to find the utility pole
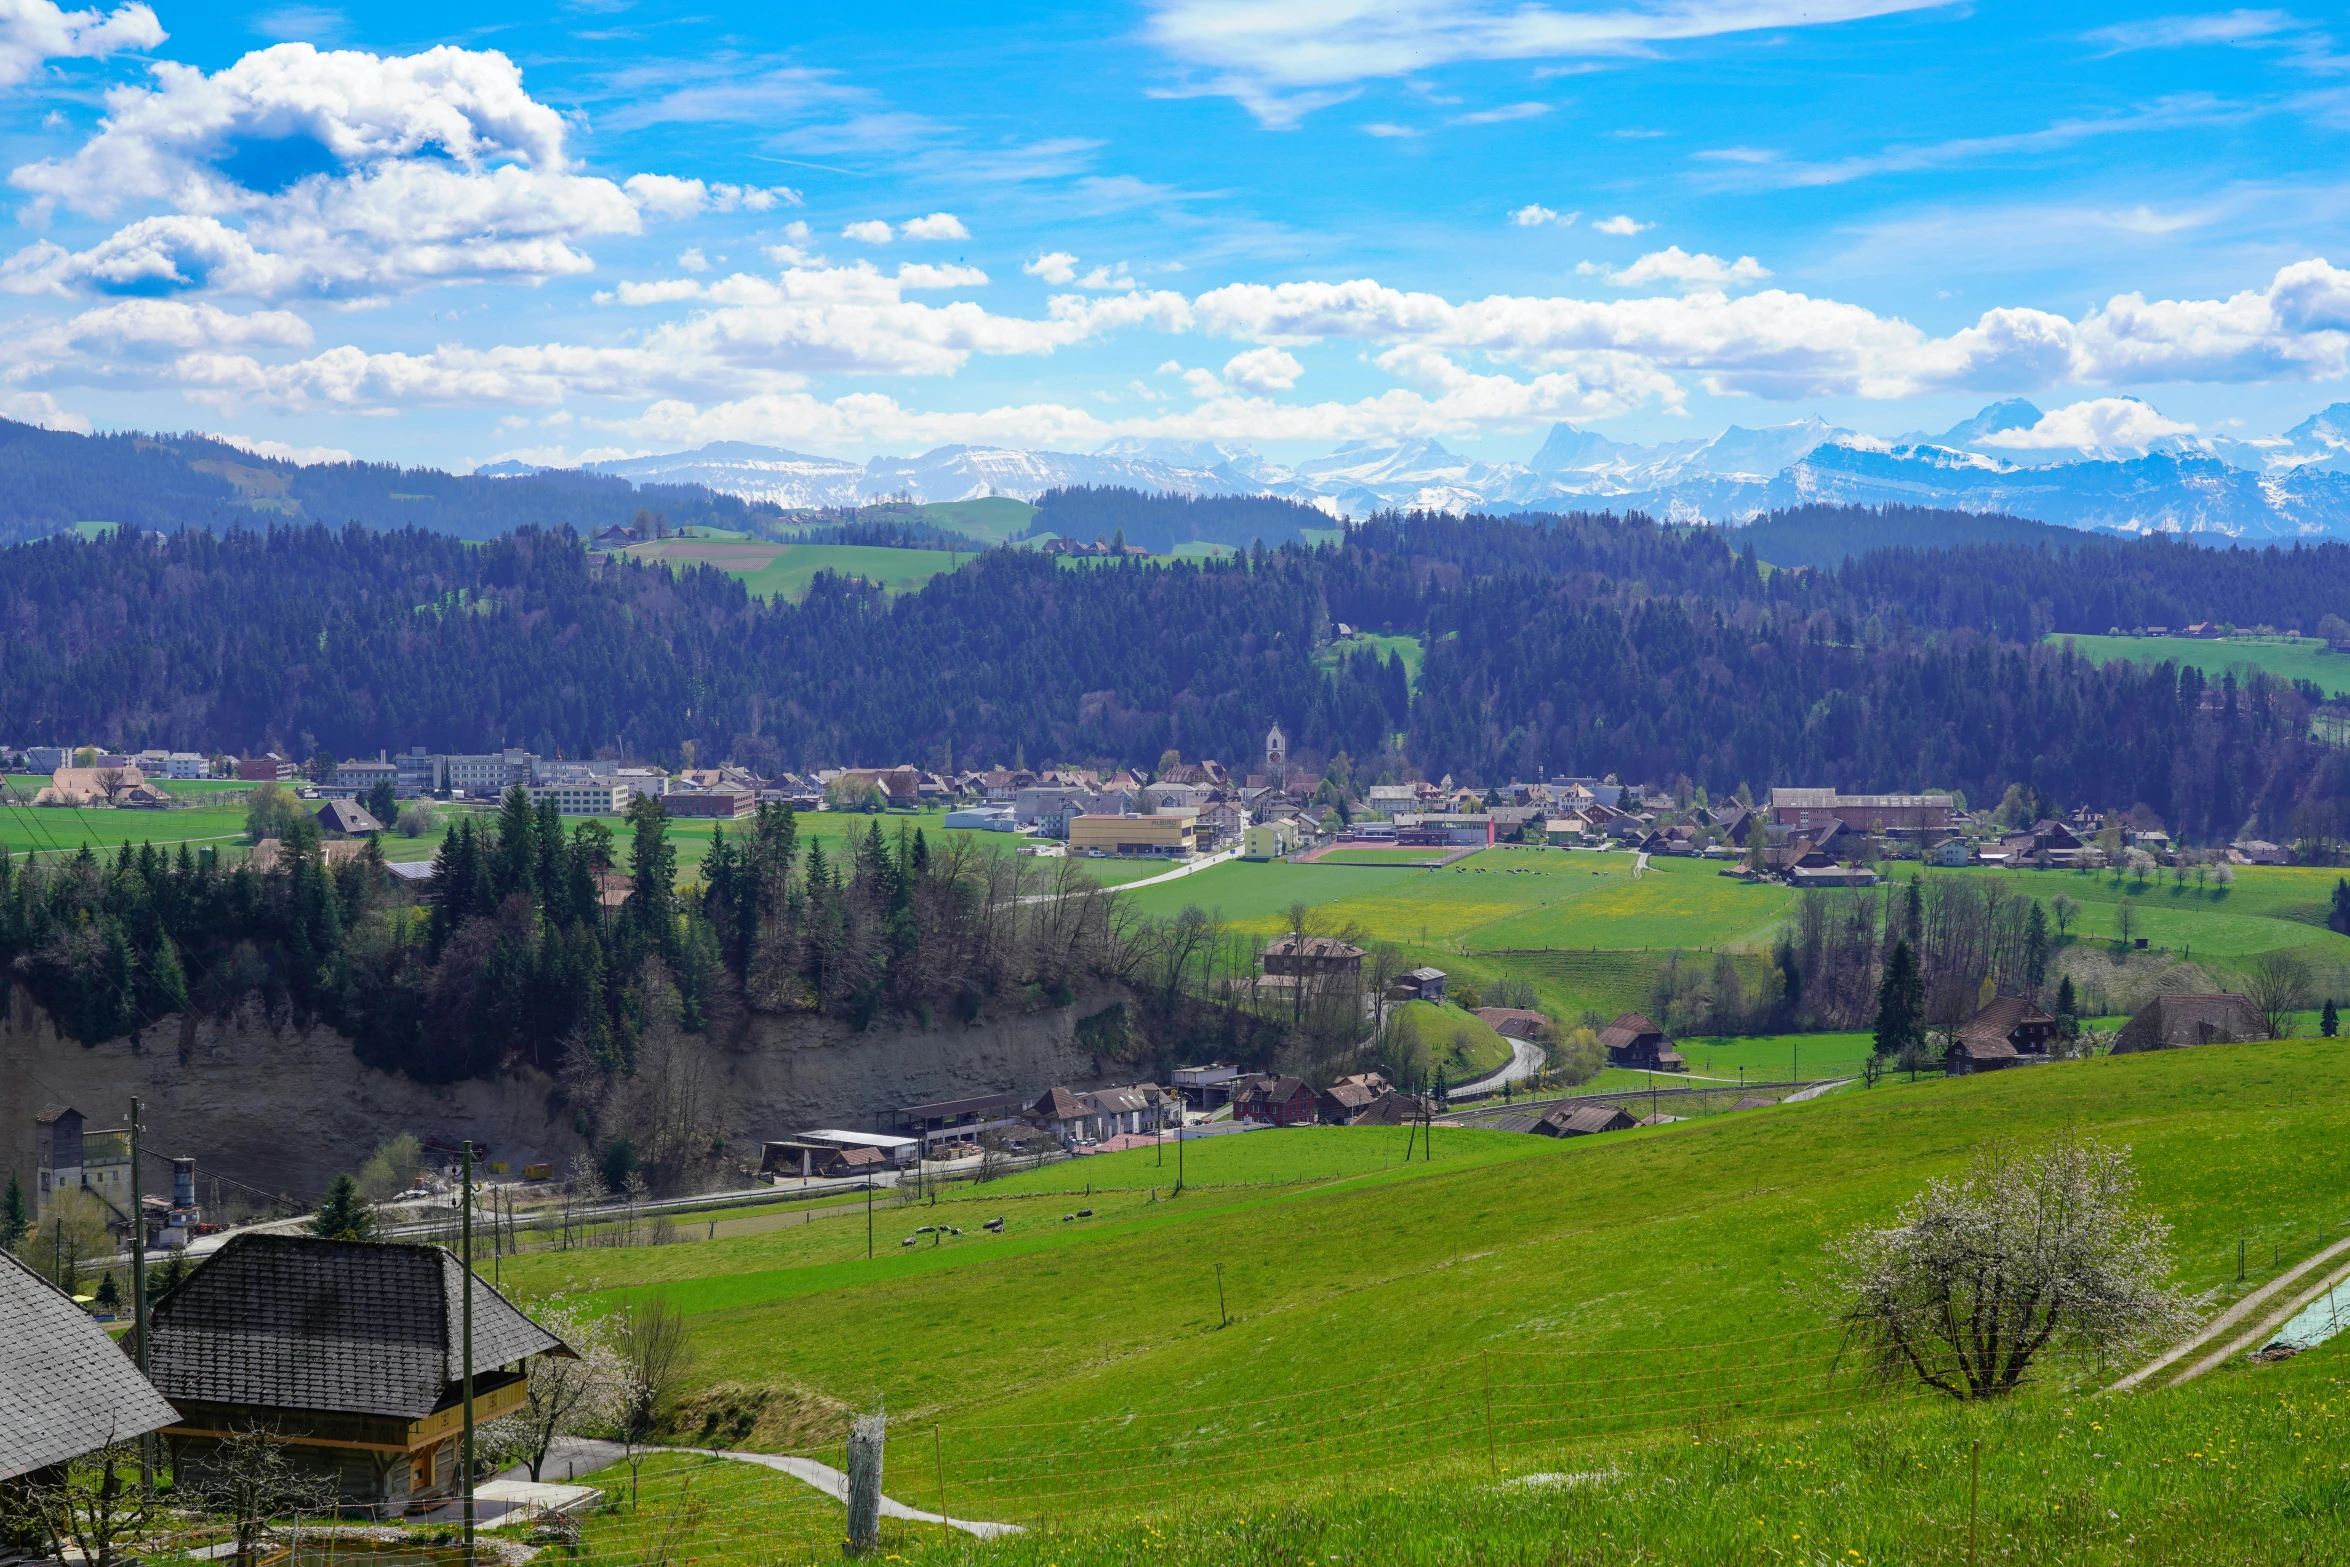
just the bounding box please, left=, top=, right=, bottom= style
left=461, top=1141, right=477, bottom=1567
left=129, top=1097, right=151, bottom=1492
left=866, top=1178, right=874, bottom=1259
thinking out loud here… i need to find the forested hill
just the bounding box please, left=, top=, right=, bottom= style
left=0, top=418, right=782, bottom=543
left=9, top=512, right=2350, bottom=840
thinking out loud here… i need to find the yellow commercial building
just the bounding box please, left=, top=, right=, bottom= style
left=1069, top=813, right=1196, bottom=858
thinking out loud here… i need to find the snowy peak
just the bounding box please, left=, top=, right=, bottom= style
left=1936, top=399, right=2043, bottom=447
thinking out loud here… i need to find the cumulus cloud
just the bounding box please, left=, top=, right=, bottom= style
left=899, top=211, right=969, bottom=240
left=1509, top=204, right=1576, bottom=227
left=0, top=0, right=163, bottom=91
left=1578, top=246, right=1770, bottom=289
left=207, top=430, right=354, bottom=464
left=624, top=174, right=801, bottom=219
left=841, top=219, right=893, bottom=243
left=1221, top=345, right=1301, bottom=392
left=151, top=260, right=1194, bottom=413
left=1976, top=397, right=2196, bottom=451
left=1592, top=214, right=1649, bottom=235
left=1022, top=251, right=1078, bottom=285
left=894, top=262, right=988, bottom=289
left=0, top=390, right=89, bottom=432
left=1142, top=0, right=1939, bottom=126
left=6, top=43, right=650, bottom=298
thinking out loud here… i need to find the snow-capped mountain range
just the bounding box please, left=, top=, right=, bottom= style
left=479, top=398, right=2350, bottom=541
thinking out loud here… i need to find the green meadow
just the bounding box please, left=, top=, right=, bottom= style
left=2051, top=630, right=2350, bottom=700
left=729, top=543, right=974, bottom=600
left=497, top=1039, right=2350, bottom=1561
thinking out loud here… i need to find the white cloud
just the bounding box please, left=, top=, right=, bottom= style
left=1078, top=263, right=1136, bottom=291
left=1184, top=258, right=2350, bottom=402
left=1592, top=214, right=1649, bottom=235
left=1142, top=0, right=1941, bottom=126
left=0, top=390, right=88, bottom=432
left=2080, top=10, right=2297, bottom=54
left=1509, top=204, right=1576, bottom=227
left=1694, top=97, right=2245, bottom=190
left=0, top=0, right=163, bottom=91
left=7, top=43, right=648, bottom=297
left=1580, top=246, right=1770, bottom=289
left=1976, top=397, right=2195, bottom=451
left=763, top=221, right=821, bottom=268
left=841, top=219, right=893, bottom=244
left=622, top=175, right=800, bottom=221
left=1022, top=251, right=1078, bottom=285
left=146, top=262, right=1196, bottom=413
left=1451, top=101, right=1549, bottom=124
left=899, top=211, right=969, bottom=240
left=207, top=430, right=354, bottom=465
left=677, top=247, right=709, bottom=273
left=1222, top=345, right=1301, bottom=392
left=1361, top=122, right=1420, bottom=138
left=894, top=262, right=988, bottom=289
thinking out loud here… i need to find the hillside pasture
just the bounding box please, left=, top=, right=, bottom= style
left=2051, top=630, right=2350, bottom=700
left=500, top=1038, right=2350, bottom=1546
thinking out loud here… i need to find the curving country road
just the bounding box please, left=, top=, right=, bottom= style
left=1452, top=1036, right=1546, bottom=1099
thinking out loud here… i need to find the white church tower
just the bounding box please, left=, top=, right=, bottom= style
left=1264, top=721, right=1288, bottom=774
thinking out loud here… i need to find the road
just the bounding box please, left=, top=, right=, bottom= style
left=1452, top=1036, right=1546, bottom=1099
left=1020, top=844, right=1243, bottom=902
left=511, top=1437, right=1020, bottom=1539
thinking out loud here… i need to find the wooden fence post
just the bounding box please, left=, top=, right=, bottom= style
left=845, top=1410, right=885, bottom=1555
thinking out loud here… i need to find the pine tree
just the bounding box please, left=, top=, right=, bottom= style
left=2024, top=901, right=2050, bottom=990
left=2332, top=879, right=2350, bottom=936
left=493, top=785, right=538, bottom=903
left=623, top=795, right=677, bottom=954
left=2325, top=998, right=2339, bottom=1039
left=2054, top=974, right=2079, bottom=1040
left=1, top=1169, right=28, bottom=1251
left=310, top=1173, right=375, bottom=1241
left=1872, top=939, right=1925, bottom=1061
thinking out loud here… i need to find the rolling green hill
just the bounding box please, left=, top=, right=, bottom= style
left=506, top=1037, right=2350, bottom=1562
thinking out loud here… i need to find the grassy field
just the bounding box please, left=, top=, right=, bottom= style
left=730, top=543, right=972, bottom=600
left=917, top=497, right=1036, bottom=543
left=1306, top=846, right=1454, bottom=864
left=498, top=1037, right=2350, bottom=1556
left=2051, top=630, right=2350, bottom=700
left=1315, top=629, right=1426, bottom=690
left=1397, top=997, right=1514, bottom=1079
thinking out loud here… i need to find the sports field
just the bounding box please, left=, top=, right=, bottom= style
left=498, top=1037, right=2350, bottom=1560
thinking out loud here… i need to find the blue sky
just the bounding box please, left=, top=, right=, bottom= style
left=2, top=0, right=2349, bottom=469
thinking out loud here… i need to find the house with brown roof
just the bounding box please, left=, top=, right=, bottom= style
left=1945, top=995, right=2060, bottom=1075
left=1233, top=1075, right=1317, bottom=1126
left=1599, top=1012, right=1685, bottom=1071
left=1347, top=1091, right=1429, bottom=1127
left=145, top=1233, right=568, bottom=1507
left=1027, top=1086, right=1095, bottom=1145
left=1475, top=1007, right=1552, bottom=1042
left=1535, top=1103, right=1637, bottom=1137
left=2111, top=993, right=2268, bottom=1054
left=316, top=798, right=384, bottom=837
left=1314, top=1072, right=1392, bottom=1124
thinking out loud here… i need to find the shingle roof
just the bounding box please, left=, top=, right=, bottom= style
left=144, top=1234, right=564, bottom=1422
left=1959, top=995, right=2055, bottom=1043
left=1348, top=1093, right=1428, bottom=1127
left=1540, top=1104, right=1636, bottom=1136
left=1475, top=1008, right=1550, bottom=1039
left=2113, top=993, right=2268, bottom=1054
left=0, top=1249, right=179, bottom=1480
left=1030, top=1087, right=1089, bottom=1121
left=1598, top=1012, right=1667, bottom=1053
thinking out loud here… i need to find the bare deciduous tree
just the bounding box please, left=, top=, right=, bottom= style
left=1822, top=1136, right=2190, bottom=1400
left=186, top=1426, right=338, bottom=1567
left=2239, top=950, right=2312, bottom=1040
left=5, top=1436, right=158, bottom=1567
left=616, top=1296, right=695, bottom=1504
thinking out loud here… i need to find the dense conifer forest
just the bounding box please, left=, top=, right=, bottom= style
left=6, top=512, right=2350, bottom=844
